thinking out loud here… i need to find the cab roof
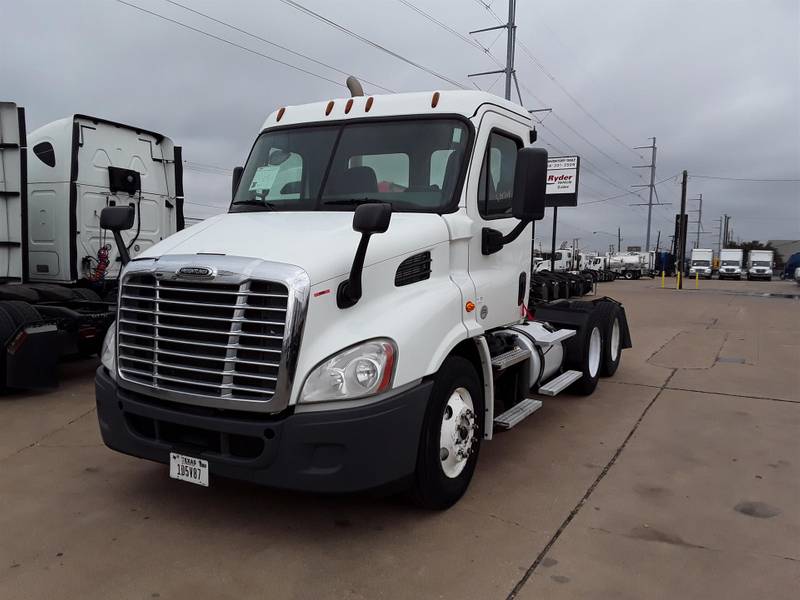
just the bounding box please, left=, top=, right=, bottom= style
left=260, top=90, right=532, bottom=131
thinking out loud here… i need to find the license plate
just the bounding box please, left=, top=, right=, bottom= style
left=169, top=452, right=209, bottom=487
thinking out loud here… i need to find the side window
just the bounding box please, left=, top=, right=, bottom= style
left=349, top=153, right=409, bottom=191
left=33, top=141, right=56, bottom=168
left=478, top=131, right=521, bottom=219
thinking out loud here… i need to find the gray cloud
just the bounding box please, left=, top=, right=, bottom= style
left=3, top=0, right=797, bottom=249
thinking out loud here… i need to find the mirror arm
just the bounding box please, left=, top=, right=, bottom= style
left=112, top=230, right=131, bottom=266
left=481, top=219, right=531, bottom=255
left=337, top=233, right=372, bottom=309
left=501, top=219, right=531, bottom=244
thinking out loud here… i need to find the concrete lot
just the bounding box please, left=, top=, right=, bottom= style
left=1, top=278, right=798, bottom=599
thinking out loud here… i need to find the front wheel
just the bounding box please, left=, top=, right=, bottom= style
left=412, top=356, right=484, bottom=510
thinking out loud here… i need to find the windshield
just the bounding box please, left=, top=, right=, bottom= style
left=232, top=119, right=470, bottom=213
left=692, top=260, right=710, bottom=266
left=721, top=260, right=740, bottom=266
left=752, top=261, right=771, bottom=267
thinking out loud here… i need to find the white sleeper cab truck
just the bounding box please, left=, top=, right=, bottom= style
left=746, top=249, right=774, bottom=281
left=0, top=103, right=184, bottom=390
left=96, top=89, right=631, bottom=509
left=26, top=114, right=184, bottom=284
left=688, top=248, right=713, bottom=279
left=608, top=252, right=642, bottom=280
left=718, top=248, right=744, bottom=280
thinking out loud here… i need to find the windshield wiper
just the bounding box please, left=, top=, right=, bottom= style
left=322, top=198, right=380, bottom=206
left=232, top=199, right=276, bottom=210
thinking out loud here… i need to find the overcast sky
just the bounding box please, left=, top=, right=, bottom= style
left=4, top=0, right=798, bottom=252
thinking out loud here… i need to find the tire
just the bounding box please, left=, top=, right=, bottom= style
left=72, top=288, right=102, bottom=302
left=0, top=301, right=41, bottom=327
left=564, top=310, right=604, bottom=395
left=597, top=303, right=622, bottom=377
left=0, top=305, right=17, bottom=345
left=412, top=356, right=484, bottom=510
left=623, top=271, right=634, bottom=280
left=27, top=284, right=74, bottom=303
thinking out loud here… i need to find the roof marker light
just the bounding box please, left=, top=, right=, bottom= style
left=431, top=91, right=440, bottom=108
left=345, top=98, right=354, bottom=114
left=325, top=101, right=334, bottom=116
left=276, top=107, right=286, bottom=122
left=365, top=96, right=374, bottom=112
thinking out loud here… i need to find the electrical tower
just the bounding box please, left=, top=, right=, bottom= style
left=688, top=194, right=703, bottom=249
left=468, top=0, right=517, bottom=101
left=631, top=137, right=658, bottom=251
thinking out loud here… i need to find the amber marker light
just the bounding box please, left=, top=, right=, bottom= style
left=325, top=100, right=335, bottom=116
left=365, top=96, right=374, bottom=112
left=345, top=98, right=354, bottom=114
left=465, top=301, right=476, bottom=313
left=431, top=91, right=440, bottom=108
left=276, top=107, right=286, bottom=122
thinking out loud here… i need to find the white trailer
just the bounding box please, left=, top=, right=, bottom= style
left=746, top=249, right=774, bottom=280
left=96, top=88, right=631, bottom=509
left=688, top=248, right=713, bottom=279
left=718, top=248, right=743, bottom=280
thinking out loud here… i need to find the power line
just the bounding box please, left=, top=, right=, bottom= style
left=394, top=0, right=486, bottom=54
left=690, top=174, right=800, bottom=182
left=160, top=0, right=395, bottom=93
left=277, top=0, right=465, bottom=89
left=113, top=0, right=344, bottom=88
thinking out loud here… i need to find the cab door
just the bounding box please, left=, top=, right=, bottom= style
left=465, top=110, right=532, bottom=332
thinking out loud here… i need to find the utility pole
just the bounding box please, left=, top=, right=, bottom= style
left=632, top=137, right=658, bottom=251
left=717, top=216, right=724, bottom=254
left=468, top=1, right=517, bottom=101
left=677, top=170, right=688, bottom=289
left=618, top=227, right=622, bottom=253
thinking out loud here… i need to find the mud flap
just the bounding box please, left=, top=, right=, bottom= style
left=6, top=323, right=60, bottom=389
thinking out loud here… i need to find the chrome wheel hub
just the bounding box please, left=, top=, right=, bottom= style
left=439, top=387, right=477, bottom=478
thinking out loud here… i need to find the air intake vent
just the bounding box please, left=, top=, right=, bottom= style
left=395, top=251, right=432, bottom=287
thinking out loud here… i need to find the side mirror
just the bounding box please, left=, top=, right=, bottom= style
left=338, top=203, right=392, bottom=309
left=511, top=147, right=548, bottom=221
left=353, top=202, right=391, bottom=234
left=100, top=206, right=135, bottom=266
left=232, top=166, right=244, bottom=200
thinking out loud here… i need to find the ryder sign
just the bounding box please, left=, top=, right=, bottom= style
left=545, top=156, right=580, bottom=207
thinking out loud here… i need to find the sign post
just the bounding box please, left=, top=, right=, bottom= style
left=545, top=156, right=580, bottom=272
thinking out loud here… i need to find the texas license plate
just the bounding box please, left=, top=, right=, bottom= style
left=169, top=452, right=209, bottom=487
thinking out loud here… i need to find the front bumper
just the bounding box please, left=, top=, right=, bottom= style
left=95, top=367, right=431, bottom=493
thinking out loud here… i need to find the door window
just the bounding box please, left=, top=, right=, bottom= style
left=478, top=131, right=521, bottom=219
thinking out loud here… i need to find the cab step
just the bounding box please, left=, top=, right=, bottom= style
left=491, top=346, right=531, bottom=371
left=537, top=370, right=583, bottom=396
left=494, top=398, right=543, bottom=430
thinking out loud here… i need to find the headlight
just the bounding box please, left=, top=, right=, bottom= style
left=299, top=339, right=396, bottom=403
left=101, top=325, right=116, bottom=380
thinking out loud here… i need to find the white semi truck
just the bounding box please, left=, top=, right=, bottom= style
left=718, top=248, right=744, bottom=280
left=688, top=248, right=713, bottom=279
left=95, top=89, right=631, bottom=509
left=0, top=101, right=184, bottom=389
left=607, top=252, right=643, bottom=280
left=746, top=249, right=774, bottom=280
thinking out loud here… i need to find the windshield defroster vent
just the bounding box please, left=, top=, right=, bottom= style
left=395, top=252, right=432, bottom=287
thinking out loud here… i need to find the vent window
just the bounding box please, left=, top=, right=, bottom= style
left=33, top=141, right=56, bottom=168
left=395, top=251, right=432, bottom=287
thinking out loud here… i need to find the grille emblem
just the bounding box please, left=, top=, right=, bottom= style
left=177, top=265, right=215, bottom=279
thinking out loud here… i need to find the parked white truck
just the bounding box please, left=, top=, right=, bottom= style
left=718, top=248, right=744, bottom=280
left=96, top=89, right=631, bottom=509
left=0, top=101, right=184, bottom=390
left=688, top=248, right=713, bottom=279
left=746, top=249, right=774, bottom=281
left=608, top=252, right=643, bottom=280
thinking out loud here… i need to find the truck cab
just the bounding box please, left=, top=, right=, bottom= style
left=95, top=90, right=630, bottom=509
left=688, top=248, right=713, bottom=279
left=719, top=248, right=743, bottom=280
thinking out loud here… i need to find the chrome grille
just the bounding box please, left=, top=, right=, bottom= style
left=118, top=273, right=289, bottom=402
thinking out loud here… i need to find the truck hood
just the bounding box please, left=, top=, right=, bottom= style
left=137, top=211, right=450, bottom=284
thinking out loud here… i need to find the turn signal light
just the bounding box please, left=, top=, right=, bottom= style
left=465, top=301, right=475, bottom=313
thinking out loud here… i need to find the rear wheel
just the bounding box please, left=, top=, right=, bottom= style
left=597, top=303, right=622, bottom=377
left=72, top=288, right=102, bottom=302
left=0, top=301, right=41, bottom=328
left=564, top=311, right=604, bottom=395
left=623, top=271, right=634, bottom=280
left=412, top=356, right=483, bottom=510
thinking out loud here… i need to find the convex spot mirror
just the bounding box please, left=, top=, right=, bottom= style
left=100, top=205, right=135, bottom=231
left=511, top=147, right=548, bottom=222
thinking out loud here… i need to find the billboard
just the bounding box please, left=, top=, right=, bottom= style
left=545, top=156, right=580, bottom=207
